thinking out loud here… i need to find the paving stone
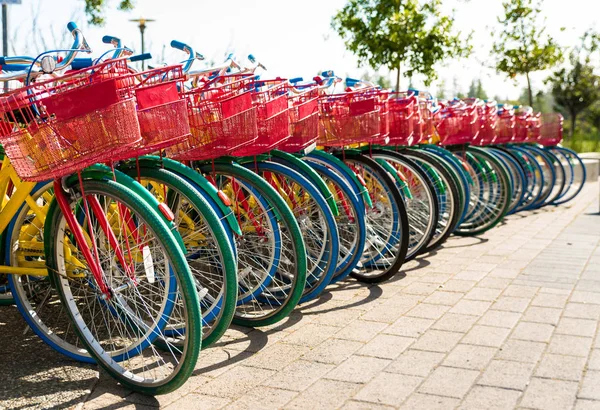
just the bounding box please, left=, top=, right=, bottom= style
left=353, top=372, right=423, bottom=406
left=384, top=316, right=435, bottom=338
left=262, top=360, right=335, bottom=392
left=579, top=371, right=600, bottom=400
left=491, top=296, right=531, bottom=313
left=575, top=399, right=600, bottom=410
left=325, top=355, right=391, bottom=384
left=284, top=379, right=360, bottom=410
left=311, top=307, right=362, bottom=327
left=478, top=277, right=513, bottom=290
left=547, top=334, right=593, bottom=357
left=588, top=349, right=600, bottom=370
left=302, top=339, right=364, bottom=365
left=511, top=322, right=556, bottom=343
left=423, top=291, right=464, bottom=306
left=458, top=386, right=521, bottom=410
left=464, top=287, right=503, bottom=302
left=197, top=366, right=276, bottom=399
left=555, top=317, right=598, bottom=337
left=532, top=292, right=570, bottom=308
left=432, top=313, right=479, bottom=333
left=400, top=393, right=460, bottom=410
left=334, top=320, right=388, bottom=343
left=418, top=366, right=480, bottom=399
left=450, top=299, right=492, bottom=316
left=535, top=353, right=587, bottom=381
left=341, top=400, right=395, bottom=410
left=478, top=359, right=535, bottom=390
left=461, top=325, right=511, bottom=347
left=522, top=306, right=563, bottom=325
left=227, top=386, right=297, bottom=410
left=520, top=378, right=579, bottom=409
left=441, top=279, right=477, bottom=293
left=405, top=303, right=451, bottom=320
left=443, top=344, right=497, bottom=370
left=356, top=334, right=415, bottom=359
left=478, top=310, right=522, bottom=328
left=282, top=324, right=340, bottom=347
left=496, top=339, right=546, bottom=364
left=571, top=291, right=600, bottom=305
left=385, top=350, right=446, bottom=377
left=243, top=343, right=310, bottom=371
left=489, top=268, right=521, bottom=279
left=164, top=394, right=231, bottom=410
left=403, top=282, right=441, bottom=295
left=410, top=329, right=463, bottom=353
left=564, top=303, right=600, bottom=320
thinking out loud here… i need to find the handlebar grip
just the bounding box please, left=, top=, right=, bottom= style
left=321, top=70, right=335, bottom=78
left=289, top=77, right=303, bottom=84
left=67, top=21, right=78, bottom=33
left=170, top=40, right=190, bottom=52
left=248, top=54, right=256, bottom=63
left=0, top=57, right=5, bottom=65
left=102, top=35, right=120, bottom=45
left=130, top=53, right=152, bottom=62
left=71, top=58, right=93, bottom=70
left=345, top=77, right=361, bottom=87
left=225, top=52, right=234, bottom=61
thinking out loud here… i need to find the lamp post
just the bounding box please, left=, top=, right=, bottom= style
left=129, top=17, right=155, bottom=70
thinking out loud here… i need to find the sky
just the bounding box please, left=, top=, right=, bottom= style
left=3, top=0, right=599, bottom=100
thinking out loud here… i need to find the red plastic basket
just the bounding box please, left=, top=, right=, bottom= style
left=472, top=101, right=497, bottom=146
left=436, top=100, right=479, bottom=146
left=539, top=113, right=563, bottom=146
left=513, top=109, right=532, bottom=143
left=495, top=106, right=515, bottom=144
left=117, top=64, right=191, bottom=159
left=318, top=88, right=387, bottom=146
left=388, top=92, right=418, bottom=146
left=0, top=58, right=140, bottom=181
left=166, top=74, right=258, bottom=161
left=278, top=85, right=319, bottom=153
left=232, top=79, right=290, bottom=156
left=527, top=112, right=542, bottom=142
left=414, top=97, right=436, bottom=144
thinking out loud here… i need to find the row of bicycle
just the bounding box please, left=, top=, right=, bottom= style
left=0, top=23, right=586, bottom=395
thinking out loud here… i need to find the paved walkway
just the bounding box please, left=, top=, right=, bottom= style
left=1, top=184, right=599, bottom=410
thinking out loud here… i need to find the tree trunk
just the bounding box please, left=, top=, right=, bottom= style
left=570, top=112, right=577, bottom=139
left=525, top=72, right=533, bottom=108
left=396, top=64, right=401, bottom=93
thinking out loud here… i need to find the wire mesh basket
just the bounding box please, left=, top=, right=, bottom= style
left=495, top=106, right=515, bottom=144
left=166, top=74, right=258, bottom=161
left=388, top=92, right=418, bottom=146
left=472, top=101, right=497, bottom=146
left=0, top=58, right=140, bottom=181
left=232, top=79, right=290, bottom=156
left=436, top=100, right=479, bottom=146
left=539, top=113, right=563, bottom=146
left=318, top=88, right=387, bottom=146
left=121, top=64, right=191, bottom=158
left=278, top=85, right=319, bottom=153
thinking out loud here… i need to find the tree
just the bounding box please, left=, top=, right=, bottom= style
left=331, top=0, right=471, bottom=92
left=361, top=71, right=393, bottom=89
left=546, top=31, right=600, bottom=138
left=467, top=79, right=488, bottom=100
left=84, top=0, right=134, bottom=26
left=491, top=0, right=562, bottom=107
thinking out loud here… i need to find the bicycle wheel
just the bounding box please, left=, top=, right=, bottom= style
left=530, top=146, right=565, bottom=206
left=394, top=148, right=460, bottom=253
left=7, top=181, right=94, bottom=362
left=308, top=161, right=366, bottom=283
left=487, top=147, right=526, bottom=214
left=45, top=178, right=202, bottom=395
left=337, top=151, right=409, bottom=283
left=199, top=162, right=307, bottom=327
left=125, top=167, right=237, bottom=348
left=370, top=149, right=438, bottom=259
left=521, top=145, right=556, bottom=208
left=252, top=161, right=339, bottom=303
left=453, top=147, right=512, bottom=235
left=549, top=146, right=586, bottom=205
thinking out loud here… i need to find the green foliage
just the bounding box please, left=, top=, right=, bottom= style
left=467, top=79, right=488, bottom=100
left=491, top=0, right=562, bottom=106
left=546, top=30, right=600, bottom=138
left=84, top=0, right=134, bottom=26
left=331, top=0, right=471, bottom=90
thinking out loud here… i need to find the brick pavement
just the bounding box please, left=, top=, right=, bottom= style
left=2, top=185, right=599, bottom=410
